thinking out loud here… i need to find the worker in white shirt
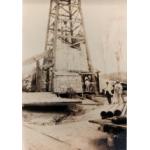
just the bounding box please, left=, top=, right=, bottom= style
left=85, top=76, right=91, bottom=92
left=114, top=81, right=124, bottom=104
left=104, top=81, right=113, bottom=104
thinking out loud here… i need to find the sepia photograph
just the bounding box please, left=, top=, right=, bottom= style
left=22, top=0, right=127, bottom=149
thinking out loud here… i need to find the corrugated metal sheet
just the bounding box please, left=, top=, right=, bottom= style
left=53, top=73, right=83, bottom=93
left=55, top=40, right=89, bottom=72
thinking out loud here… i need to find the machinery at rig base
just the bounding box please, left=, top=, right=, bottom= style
left=23, top=0, right=100, bottom=95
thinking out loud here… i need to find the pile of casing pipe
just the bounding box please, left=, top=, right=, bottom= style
left=103, top=123, right=126, bottom=134
left=111, top=116, right=127, bottom=125
left=100, top=109, right=122, bottom=119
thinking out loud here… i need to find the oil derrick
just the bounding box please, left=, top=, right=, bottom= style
left=42, top=0, right=94, bottom=92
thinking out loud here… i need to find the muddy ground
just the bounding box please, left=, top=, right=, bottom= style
left=22, top=93, right=126, bottom=150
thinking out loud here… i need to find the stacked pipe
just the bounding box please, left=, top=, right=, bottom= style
left=100, top=110, right=122, bottom=119
left=99, top=110, right=126, bottom=134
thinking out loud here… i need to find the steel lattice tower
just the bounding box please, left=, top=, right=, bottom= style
left=42, top=0, right=93, bottom=91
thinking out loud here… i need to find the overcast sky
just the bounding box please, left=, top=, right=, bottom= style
left=23, top=0, right=126, bottom=74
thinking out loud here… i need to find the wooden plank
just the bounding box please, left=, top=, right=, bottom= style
left=88, top=119, right=127, bottom=129
left=23, top=101, right=82, bottom=107
left=22, top=92, right=82, bottom=106
left=23, top=98, right=82, bottom=105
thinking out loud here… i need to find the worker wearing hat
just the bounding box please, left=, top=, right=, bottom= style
left=114, top=80, right=124, bottom=104
left=104, top=81, right=113, bottom=104
left=84, top=76, right=91, bottom=92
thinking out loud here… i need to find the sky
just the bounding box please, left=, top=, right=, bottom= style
left=23, top=0, right=126, bottom=75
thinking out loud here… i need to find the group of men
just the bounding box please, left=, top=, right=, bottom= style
left=84, top=75, right=125, bottom=105
left=104, top=80, right=124, bottom=104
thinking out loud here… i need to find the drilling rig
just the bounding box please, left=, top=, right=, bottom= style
left=23, top=0, right=99, bottom=94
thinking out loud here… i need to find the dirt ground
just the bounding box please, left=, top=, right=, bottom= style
left=22, top=92, right=126, bottom=150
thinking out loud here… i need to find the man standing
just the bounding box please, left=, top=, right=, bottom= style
left=85, top=76, right=91, bottom=92
left=104, top=81, right=113, bottom=104
left=114, top=81, right=124, bottom=104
